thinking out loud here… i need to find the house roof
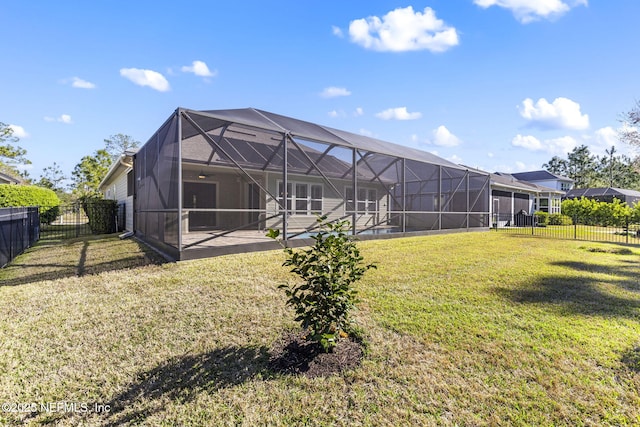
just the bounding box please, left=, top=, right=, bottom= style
left=98, top=152, right=135, bottom=191
left=510, top=170, right=573, bottom=182
left=181, top=108, right=476, bottom=173
left=0, top=171, right=23, bottom=185
left=566, top=187, right=640, bottom=199
left=490, top=173, right=562, bottom=194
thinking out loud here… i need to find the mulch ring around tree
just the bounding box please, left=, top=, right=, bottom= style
left=268, top=330, right=365, bottom=378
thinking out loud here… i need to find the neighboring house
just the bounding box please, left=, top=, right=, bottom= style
left=0, top=171, right=23, bottom=185
left=565, top=187, right=640, bottom=206
left=510, top=170, right=574, bottom=192
left=497, top=170, right=570, bottom=214
left=489, top=173, right=563, bottom=225
left=98, top=151, right=136, bottom=232
left=131, top=107, right=491, bottom=260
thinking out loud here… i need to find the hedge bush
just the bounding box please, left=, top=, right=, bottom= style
left=0, top=184, right=61, bottom=224
left=562, top=197, right=632, bottom=227
left=534, top=211, right=548, bottom=226
left=548, top=213, right=573, bottom=226
left=81, top=198, right=118, bottom=234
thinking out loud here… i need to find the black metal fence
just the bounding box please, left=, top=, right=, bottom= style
left=1, top=202, right=126, bottom=268
left=39, top=202, right=126, bottom=240
left=0, top=207, right=39, bottom=268
left=492, top=213, right=640, bottom=245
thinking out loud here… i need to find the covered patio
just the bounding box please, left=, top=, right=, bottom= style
left=133, top=108, right=491, bottom=260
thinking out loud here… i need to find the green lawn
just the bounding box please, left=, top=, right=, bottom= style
left=1, top=233, right=639, bottom=426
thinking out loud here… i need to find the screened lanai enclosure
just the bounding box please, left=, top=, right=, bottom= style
left=134, top=108, right=490, bottom=260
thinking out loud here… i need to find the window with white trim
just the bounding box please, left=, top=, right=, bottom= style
left=345, top=187, right=377, bottom=214
left=277, top=181, right=323, bottom=215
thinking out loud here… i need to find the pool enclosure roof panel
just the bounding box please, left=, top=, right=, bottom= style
left=183, top=108, right=474, bottom=172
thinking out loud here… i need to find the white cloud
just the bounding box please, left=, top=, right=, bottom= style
left=328, top=110, right=340, bottom=118
left=584, top=126, right=631, bottom=156
left=44, top=114, right=73, bottom=124
left=375, top=107, right=422, bottom=121
left=332, top=25, right=344, bottom=37
left=511, top=134, right=577, bottom=154
left=320, top=86, right=351, bottom=98
left=120, top=68, right=170, bottom=92
left=8, top=124, right=28, bottom=138
left=69, top=77, right=96, bottom=89
left=348, top=6, right=459, bottom=53
left=181, top=60, right=216, bottom=78
left=474, top=0, right=587, bottom=24
left=359, top=128, right=374, bottom=137
left=487, top=152, right=494, bottom=158
left=354, top=107, right=364, bottom=117
left=546, top=136, right=577, bottom=154
left=432, top=125, right=461, bottom=147
left=518, top=97, right=589, bottom=130
left=512, top=134, right=542, bottom=150
left=515, top=161, right=527, bottom=171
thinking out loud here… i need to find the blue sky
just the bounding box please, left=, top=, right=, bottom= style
left=2, top=1, right=639, bottom=182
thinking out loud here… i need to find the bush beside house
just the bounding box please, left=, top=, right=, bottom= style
left=80, top=198, right=118, bottom=234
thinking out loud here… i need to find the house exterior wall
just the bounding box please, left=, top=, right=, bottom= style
left=102, top=168, right=134, bottom=232
left=263, top=172, right=389, bottom=232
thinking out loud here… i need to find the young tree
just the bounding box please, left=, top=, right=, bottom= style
left=37, top=162, right=73, bottom=202
left=0, top=122, right=30, bottom=178
left=71, top=149, right=112, bottom=198
left=104, top=134, right=140, bottom=162
left=37, top=162, right=67, bottom=191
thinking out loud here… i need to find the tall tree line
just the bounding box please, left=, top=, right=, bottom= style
left=543, top=145, right=640, bottom=189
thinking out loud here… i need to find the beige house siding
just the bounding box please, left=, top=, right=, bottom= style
left=102, top=168, right=134, bottom=232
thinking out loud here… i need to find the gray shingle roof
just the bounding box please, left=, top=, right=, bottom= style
left=511, top=170, right=573, bottom=182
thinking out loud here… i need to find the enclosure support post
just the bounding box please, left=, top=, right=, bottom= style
left=438, top=165, right=442, bottom=230
left=401, top=158, right=406, bottom=233
left=283, top=135, right=288, bottom=244
left=466, top=171, right=470, bottom=231
left=177, top=109, right=184, bottom=254
left=352, top=148, right=357, bottom=236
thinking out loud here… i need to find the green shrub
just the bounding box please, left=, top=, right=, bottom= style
left=0, top=184, right=60, bottom=224
left=534, top=211, right=548, bottom=226
left=548, top=213, right=573, bottom=226
left=81, top=198, right=118, bottom=234
left=563, top=197, right=631, bottom=226
left=268, top=217, right=376, bottom=352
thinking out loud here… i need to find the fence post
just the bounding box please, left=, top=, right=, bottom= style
left=531, top=214, right=534, bottom=235
left=574, top=216, right=577, bottom=240
left=626, top=217, right=629, bottom=245
left=76, top=203, right=80, bottom=238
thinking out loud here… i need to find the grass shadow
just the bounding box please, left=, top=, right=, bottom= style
left=494, top=259, right=640, bottom=318
left=103, top=345, right=270, bottom=426
left=0, top=236, right=166, bottom=287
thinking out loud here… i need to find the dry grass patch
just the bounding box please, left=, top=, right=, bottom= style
left=0, top=232, right=639, bottom=425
